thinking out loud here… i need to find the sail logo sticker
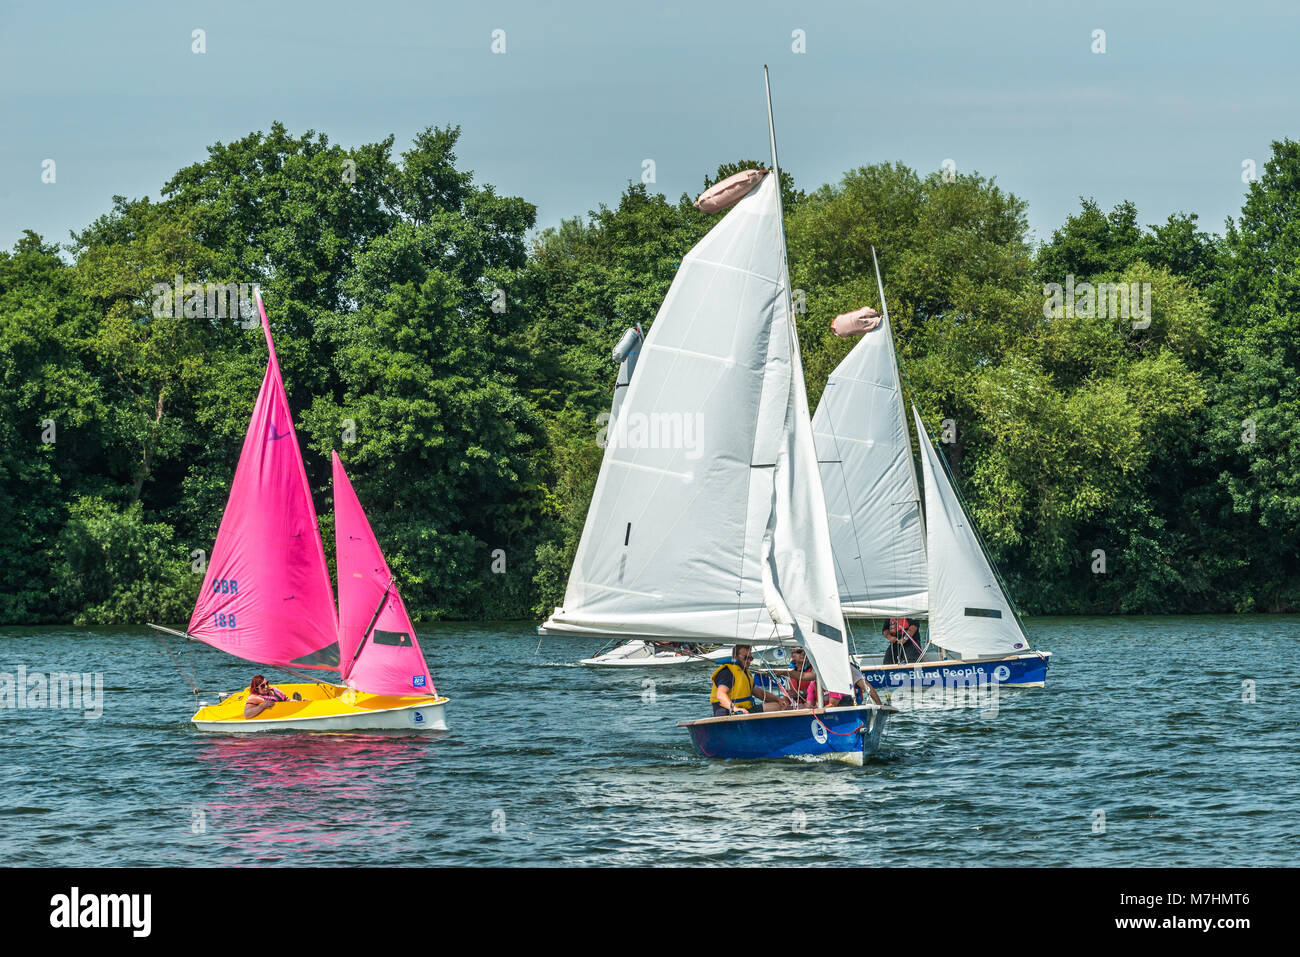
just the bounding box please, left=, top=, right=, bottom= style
left=412, top=675, right=426, bottom=688
left=810, top=718, right=827, bottom=744
left=266, top=422, right=290, bottom=441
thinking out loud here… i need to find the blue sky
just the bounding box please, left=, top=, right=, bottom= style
left=2, top=0, right=1295, bottom=252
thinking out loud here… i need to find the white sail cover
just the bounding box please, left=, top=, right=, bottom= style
left=608, top=326, right=642, bottom=426
left=913, top=407, right=1030, bottom=659
left=812, top=317, right=928, bottom=618
left=543, top=174, right=793, bottom=643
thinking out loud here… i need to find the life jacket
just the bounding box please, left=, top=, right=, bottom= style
left=710, top=663, right=754, bottom=711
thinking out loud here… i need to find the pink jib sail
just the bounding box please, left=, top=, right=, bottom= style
left=333, top=452, right=436, bottom=697
left=186, top=293, right=339, bottom=670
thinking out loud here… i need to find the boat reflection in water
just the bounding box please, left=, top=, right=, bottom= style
left=190, top=733, right=448, bottom=860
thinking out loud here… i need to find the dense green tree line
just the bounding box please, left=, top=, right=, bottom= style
left=1, top=124, right=1296, bottom=624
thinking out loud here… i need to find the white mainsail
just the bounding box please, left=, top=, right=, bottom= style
left=812, top=304, right=927, bottom=619
left=543, top=173, right=794, bottom=643
left=912, top=406, right=1030, bottom=659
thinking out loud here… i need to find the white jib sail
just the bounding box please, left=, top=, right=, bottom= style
left=812, top=315, right=928, bottom=618
left=543, top=174, right=796, bottom=642
left=762, top=299, right=855, bottom=697
left=912, top=406, right=1031, bottom=659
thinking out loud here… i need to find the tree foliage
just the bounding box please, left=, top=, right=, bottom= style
left=1, top=128, right=1295, bottom=623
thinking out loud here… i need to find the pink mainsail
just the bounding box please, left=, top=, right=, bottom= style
left=333, top=452, right=436, bottom=697
left=186, top=293, right=340, bottom=670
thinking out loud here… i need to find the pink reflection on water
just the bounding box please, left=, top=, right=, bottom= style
left=191, top=733, right=445, bottom=860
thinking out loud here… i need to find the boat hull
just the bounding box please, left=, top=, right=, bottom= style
left=678, top=705, right=893, bottom=765
left=853, top=651, right=1051, bottom=690
left=191, top=683, right=449, bottom=732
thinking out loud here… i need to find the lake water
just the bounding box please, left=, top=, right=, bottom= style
left=0, top=615, right=1294, bottom=866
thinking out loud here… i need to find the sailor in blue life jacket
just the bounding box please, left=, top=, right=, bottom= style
left=710, top=644, right=790, bottom=716
left=882, top=617, right=923, bottom=665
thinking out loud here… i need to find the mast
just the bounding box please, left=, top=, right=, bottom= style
left=872, top=247, right=927, bottom=553
left=759, top=65, right=854, bottom=697
left=763, top=65, right=791, bottom=285
left=811, top=253, right=929, bottom=619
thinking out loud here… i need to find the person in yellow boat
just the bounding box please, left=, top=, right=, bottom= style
left=711, top=645, right=790, bottom=716
left=244, top=674, right=288, bottom=719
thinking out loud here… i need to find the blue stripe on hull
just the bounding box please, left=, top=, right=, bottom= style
left=860, top=653, right=1050, bottom=689
left=683, top=707, right=889, bottom=762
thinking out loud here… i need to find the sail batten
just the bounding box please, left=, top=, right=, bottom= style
left=186, top=294, right=339, bottom=670
left=913, top=407, right=1029, bottom=659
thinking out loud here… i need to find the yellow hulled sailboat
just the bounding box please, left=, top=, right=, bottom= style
left=152, top=291, right=448, bottom=731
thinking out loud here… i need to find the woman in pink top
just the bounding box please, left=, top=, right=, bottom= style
left=243, top=674, right=288, bottom=719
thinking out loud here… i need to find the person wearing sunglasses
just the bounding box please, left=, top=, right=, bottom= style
left=781, top=647, right=817, bottom=706
left=709, top=644, right=789, bottom=716
left=243, top=674, right=288, bottom=719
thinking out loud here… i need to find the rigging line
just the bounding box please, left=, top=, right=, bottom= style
left=821, top=393, right=898, bottom=630
left=818, top=374, right=877, bottom=628
left=873, top=246, right=927, bottom=614
left=177, top=627, right=199, bottom=700
left=347, top=576, right=394, bottom=676
left=151, top=629, right=199, bottom=701
left=270, top=664, right=340, bottom=695
left=751, top=631, right=797, bottom=709
left=728, top=66, right=789, bottom=648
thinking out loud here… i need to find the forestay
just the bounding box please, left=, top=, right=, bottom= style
left=187, top=294, right=339, bottom=670
left=812, top=314, right=927, bottom=618
left=913, top=407, right=1029, bottom=659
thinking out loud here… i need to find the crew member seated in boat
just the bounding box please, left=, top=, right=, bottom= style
left=244, top=674, right=288, bottom=719
left=711, top=645, right=788, bottom=716
left=781, top=647, right=816, bottom=705
left=882, top=617, right=923, bottom=664
left=806, top=663, right=883, bottom=708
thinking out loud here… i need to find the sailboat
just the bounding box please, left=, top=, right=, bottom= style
left=681, top=69, right=894, bottom=763
left=542, top=66, right=892, bottom=760
left=813, top=256, right=1050, bottom=692
left=150, top=291, right=448, bottom=731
